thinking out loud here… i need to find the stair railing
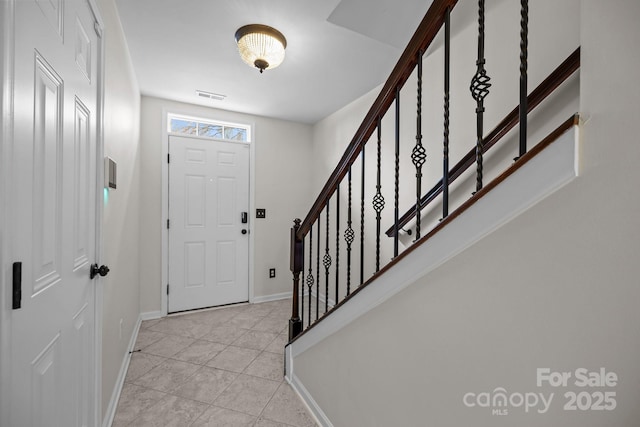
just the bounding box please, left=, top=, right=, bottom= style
left=289, top=0, right=579, bottom=341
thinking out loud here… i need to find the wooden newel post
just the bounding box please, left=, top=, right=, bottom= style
left=289, top=218, right=303, bottom=340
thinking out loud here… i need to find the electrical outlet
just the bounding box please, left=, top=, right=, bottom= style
left=256, top=209, right=266, bottom=219
left=269, top=268, right=276, bottom=278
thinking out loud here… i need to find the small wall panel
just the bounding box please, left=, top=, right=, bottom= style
left=73, top=98, right=90, bottom=271
left=185, top=175, right=205, bottom=227
left=73, top=305, right=90, bottom=427
left=33, top=52, right=63, bottom=296
left=35, top=0, right=64, bottom=39
left=216, top=241, right=235, bottom=286
left=217, top=177, right=236, bottom=226
left=74, top=17, right=91, bottom=82
left=31, top=333, right=62, bottom=427
left=185, top=148, right=205, bottom=164
left=184, top=242, right=205, bottom=289
left=217, top=151, right=236, bottom=166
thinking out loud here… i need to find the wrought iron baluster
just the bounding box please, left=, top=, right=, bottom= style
left=300, top=239, right=304, bottom=329
left=360, top=147, right=365, bottom=286
left=335, top=187, right=340, bottom=306
left=306, top=224, right=314, bottom=327
left=345, top=167, right=354, bottom=295
left=323, top=201, right=332, bottom=313
left=519, top=0, right=529, bottom=158
left=373, top=118, right=385, bottom=272
left=316, top=214, right=320, bottom=320
left=412, top=50, right=427, bottom=239
left=443, top=7, right=451, bottom=218
left=394, top=87, right=400, bottom=257
left=470, top=0, right=491, bottom=192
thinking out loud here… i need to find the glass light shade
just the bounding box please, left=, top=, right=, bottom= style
left=235, top=24, right=287, bottom=73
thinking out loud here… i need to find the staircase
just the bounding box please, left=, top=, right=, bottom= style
left=285, top=0, right=582, bottom=425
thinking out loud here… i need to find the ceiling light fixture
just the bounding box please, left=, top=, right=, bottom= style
left=235, top=24, right=287, bottom=73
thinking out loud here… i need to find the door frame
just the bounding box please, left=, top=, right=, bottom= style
left=160, top=108, right=256, bottom=316
left=0, top=2, right=15, bottom=425
left=0, top=0, right=106, bottom=425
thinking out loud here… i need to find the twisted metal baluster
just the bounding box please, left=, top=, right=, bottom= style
left=359, top=147, right=365, bottom=286
left=373, top=118, right=385, bottom=272
left=345, top=167, right=354, bottom=295
left=470, top=0, right=491, bottom=192
left=323, top=201, right=331, bottom=313
left=519, top=0, right=529, bottom=158
left=316, top=214, right=320, bottom=320
left=306, top=224, right=314, bottom=327
left=443, top=7, right=451, bottom=218
left=300, top=237, right=304, bottom=329
left=394, top=87, right=400, bottom=257
left=335, top=186, right=340, bottom=306
left=412, top=50, right=427, bottom=239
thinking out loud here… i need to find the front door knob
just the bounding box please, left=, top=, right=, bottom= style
left=241, top=229, right=248, bottom=235
left=90, top=264, right=110, bottom=279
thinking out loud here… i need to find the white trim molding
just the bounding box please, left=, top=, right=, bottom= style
left=252, top=291, right=292, bottom=304
left=101, top=315, right=143, bottom=427
left=287, top=372, right=332, bottom=427
left=140, top=311, right=162, bottom=321
left=0, top=1, right=15, bottom=426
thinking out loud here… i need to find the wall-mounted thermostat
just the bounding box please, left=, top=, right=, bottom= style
left=104, top=157, right=117, bottom=189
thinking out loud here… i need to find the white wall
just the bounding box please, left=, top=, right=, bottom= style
left=139, top=96, right=313, bottom=313
left=95, top=0, right=142, bottom=418
left=309, top=0, right=580, bottom=299
left=293, top=0, right=640, bottom=426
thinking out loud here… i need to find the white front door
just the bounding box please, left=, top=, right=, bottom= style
left=4, top=0, right=102, bottom=426
left=168, top=135, right=250, bottom=313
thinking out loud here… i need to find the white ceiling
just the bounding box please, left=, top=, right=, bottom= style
left=115, top=0, right=434, bottom=124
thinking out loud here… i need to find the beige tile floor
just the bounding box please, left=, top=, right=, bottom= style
left=112, top=299, right=318, bottom=427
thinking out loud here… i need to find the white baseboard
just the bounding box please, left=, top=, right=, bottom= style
left=252, top=291, right=292, bottom=304
left=287, top=372, right=332, bottom=427
left=101, top=315, right=143, bottom=427
left=140, top=311, right=162, bottom=321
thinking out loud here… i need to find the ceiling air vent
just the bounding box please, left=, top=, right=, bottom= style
left=195, top=90, right=226, bottom=101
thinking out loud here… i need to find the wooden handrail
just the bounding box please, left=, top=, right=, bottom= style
left=297, top=0, right=458, bottom=240
left=290, top=114, right=580, bottom=345
left=385, top=47, right=580, bottom=237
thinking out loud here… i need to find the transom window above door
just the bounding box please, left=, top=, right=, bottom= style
left=168, top=114, right=251, bottom=142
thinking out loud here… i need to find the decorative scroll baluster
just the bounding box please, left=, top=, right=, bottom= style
left=323, top=201, right=331, bottom=313
left=519, top=0, right=529, bottom=158
left=470, top=0, right=491, bottom=192
left=443, top=7, right=451, bottom=218
left=316, top=215, right=320, bottom=320
left=335, top=187, right=340, bottom=306
left=360, top=147, right=365, bottom=286
left=345, top=167, right=354, bottom=295
left=412, top=50, right=427, bottom=240
left=394, top=87, right=400, bottom=257
left=373, top=118, right=385, bottom=272
left=306, top=224, right=314, bottom=327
